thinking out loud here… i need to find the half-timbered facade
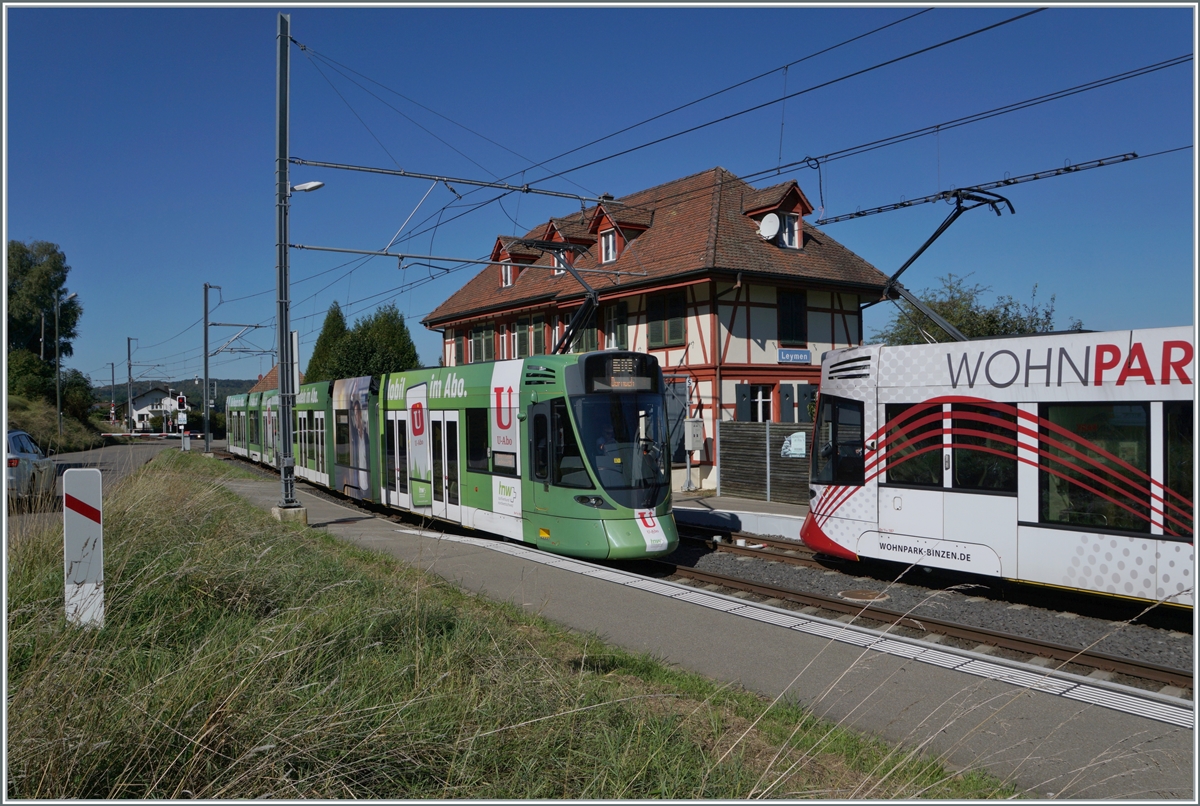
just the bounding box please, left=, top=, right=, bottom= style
left=422, top=167, right=888, bottom=490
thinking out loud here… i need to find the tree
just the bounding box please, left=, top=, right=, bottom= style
left=7, top=240, right=82, bottom=359
left=7, top=349, right=54, bottom=400
left=871, top=273, right=1084, bottom=346
left=327, top=304, right=421, bottom=379
left=304, top=301, right=348, bottom=383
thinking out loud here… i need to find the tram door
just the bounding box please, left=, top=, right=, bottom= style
left=385, top=410, right=410, bottom=510
left=430, top=410, right=460, bottom=522
left=263, top=406, right=277, bottom=467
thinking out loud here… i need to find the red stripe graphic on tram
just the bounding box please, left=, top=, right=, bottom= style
left=811, top=394, right=1193, bottom=538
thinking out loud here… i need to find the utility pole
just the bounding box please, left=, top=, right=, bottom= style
left=203, top=283, right=220, bottom=454
left=108, top=362, right=115, bottom=423
left=273, top=12, right=303, bottom=522
left=127, top=337, right=134, bottom=432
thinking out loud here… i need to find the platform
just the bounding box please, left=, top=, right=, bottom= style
left=672, top=491, right=806, bottom=540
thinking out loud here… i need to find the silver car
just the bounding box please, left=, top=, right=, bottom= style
left=7, top=429, right=56, bottom=504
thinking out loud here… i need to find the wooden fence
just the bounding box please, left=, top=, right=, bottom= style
left=717, top=421, right=812, bottom=505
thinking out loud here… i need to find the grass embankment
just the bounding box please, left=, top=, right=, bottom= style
left=7, top=451, right=1016, bottom=798
left=7, top=395, right=112, bottom=454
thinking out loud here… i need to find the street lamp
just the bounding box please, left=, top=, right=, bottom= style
left=56, top=291, right=78, bottom=438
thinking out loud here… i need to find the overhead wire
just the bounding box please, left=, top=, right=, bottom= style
left=141, top=10, right=1188, bottom=379
left=330, top=8, right=941, bottom=248
left=519, top=9, right=1047, bottom=189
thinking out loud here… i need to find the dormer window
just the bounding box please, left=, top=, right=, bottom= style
left=553, top=251, right=567, bottom=276
left=600, top=230, right=617, bottom=263
left=779, top=214, right=799, bottom=249
left=501, top=261, right=515, bottom=287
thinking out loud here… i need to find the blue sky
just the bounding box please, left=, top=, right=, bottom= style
left=5, top=4, right=1195, bottom=390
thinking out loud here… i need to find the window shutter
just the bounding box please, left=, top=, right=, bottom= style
left=735, top=384, right=751, bottom=422
left=648, top=296, right=664, bottom=348
left=667, top=291, right=685, bottom=344
left=779, top=384, right=795, bottom=423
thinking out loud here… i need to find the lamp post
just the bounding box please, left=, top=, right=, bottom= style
left=56, top=291, right=77, bottom=438
left=273, top=12, right=323, bottom=520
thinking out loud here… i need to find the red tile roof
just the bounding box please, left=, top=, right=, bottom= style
left=423, top=167, right=887, bottom=329
left=249, top=365, right=305, bottom=394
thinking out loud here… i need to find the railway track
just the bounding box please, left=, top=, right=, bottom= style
left=647, top=556, right=1192, bottom=692
left=220, top=457, right=1190, bottom=694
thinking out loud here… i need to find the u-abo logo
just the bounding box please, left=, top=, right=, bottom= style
left=410, top=402, right=424, bottom=436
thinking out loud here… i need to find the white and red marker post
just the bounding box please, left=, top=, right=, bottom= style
left=63, top=468, right=104, bottom=628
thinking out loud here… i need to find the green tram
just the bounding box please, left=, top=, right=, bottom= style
left=227, top=351, right=678, bottom=560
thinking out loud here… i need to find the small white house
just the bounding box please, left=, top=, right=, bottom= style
left=120, top=386, right=189, bottom=432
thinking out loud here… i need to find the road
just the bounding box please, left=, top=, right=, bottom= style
left=7, top=439, right=218, bottom=537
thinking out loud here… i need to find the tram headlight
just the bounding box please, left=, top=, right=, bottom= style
left=574, top=495, right=613, bottom=509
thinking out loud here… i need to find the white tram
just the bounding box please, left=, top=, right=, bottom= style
left=802, top=326, right=1194, bottom=607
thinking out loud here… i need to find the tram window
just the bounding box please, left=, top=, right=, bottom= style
left=951, top=404, right=1017, bottom=493
left=335, top=410, right=350, bottom=466
left=884, top=403, right=942, bottom=488
left=533, top=413, right=549, bottom=481
left=432, top=421, right=444, bottom=502
left=447, top=421, right=459, bottom=506
left=307, top=411, right=315, bottom=464
left=396, top=419, right=407, bottom=494
left=466, top=408, right=489, bottom=472
left=551, top=398, right=593, bottom=488
left=1039, top=403, right=1149, bottom=533
left=385, top=418, right=396, bottom=493
left=812, top=395, right=864, bottom=486
left=1164, top=401, right=1193, bottom=537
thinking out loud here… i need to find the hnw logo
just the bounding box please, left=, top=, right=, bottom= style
left=411, top=402, right=425, bottom=435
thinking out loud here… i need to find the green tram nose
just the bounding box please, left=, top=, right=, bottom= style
left=529, top=507, right=678, bottom=560
left=603, top=509, right=679, bottom=559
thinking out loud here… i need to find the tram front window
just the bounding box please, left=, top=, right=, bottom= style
left=572, top=393, right=670, bottom=509
left=812, top=395, right=864, bottom=486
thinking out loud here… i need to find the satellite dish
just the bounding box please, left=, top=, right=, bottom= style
left=758, top=213, right=780, bottom=240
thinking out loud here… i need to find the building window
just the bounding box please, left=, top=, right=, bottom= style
left=553, top=251, right=567, bottom=276
left=777, top=289, right=807, bottom=347
left=532, top=314, right=545, bottom=355
left=779, top=213, right=799, bottom=249
left=471, top=326, right=494, bottom=363
left=571, top=321, right=598, bottom=353
left=603, top=301, right=628, bottom=350
left=500, top=262, right=515, bottom=288
left=647, top=290, right=685, bottom=348
left=453, top=331, right=464, bottom=366
left=750, top=385, right=773, bottom=422
left=498, top=323, right=509, bottom=360
left=516, top=316, right=530, bottom=358
left=600, top=230, right=617, bottom=263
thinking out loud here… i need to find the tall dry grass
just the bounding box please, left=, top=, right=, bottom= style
left=7, top=450, right=1014, bottom=798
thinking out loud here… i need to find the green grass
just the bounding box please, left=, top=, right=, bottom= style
left=7, top=394, right=112, bottom=454
left=7, top=451, right=1019, bottom=798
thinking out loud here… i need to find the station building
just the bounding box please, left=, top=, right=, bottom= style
left=421, top=167, right=888, bottom=491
